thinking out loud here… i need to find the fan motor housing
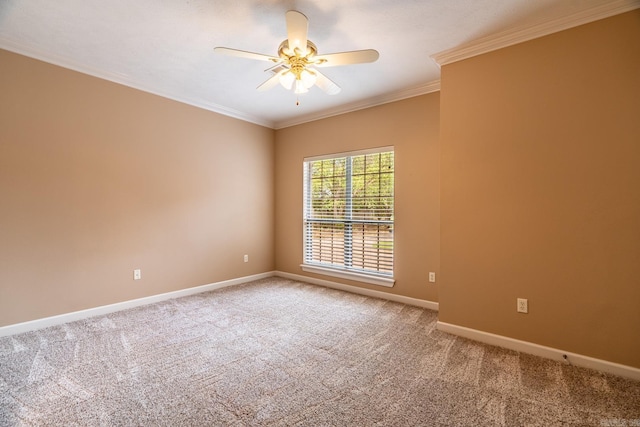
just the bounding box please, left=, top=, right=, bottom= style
left=278, top=39, right=318, bottom=59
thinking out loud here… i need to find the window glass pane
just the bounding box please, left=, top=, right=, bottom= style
left=303, top=149, right=394, bottom=277
left=310, top=157, right=346, bottom=220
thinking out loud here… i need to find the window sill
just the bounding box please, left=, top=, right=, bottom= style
left=300, top=264, right=395, bottom=288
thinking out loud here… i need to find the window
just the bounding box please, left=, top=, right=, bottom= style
left=302, top=147, right=394, bottom=287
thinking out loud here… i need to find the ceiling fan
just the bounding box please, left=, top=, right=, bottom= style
left=214, top=10, right=379, bottom=101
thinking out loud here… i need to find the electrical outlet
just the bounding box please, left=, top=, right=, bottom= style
left=133, top=269, right=141, bottom=280
left=517, top=298, right=528, bottom=313
left=428, top=272, right=436, bottom=283
left=243, top=254, right=249, bottom=263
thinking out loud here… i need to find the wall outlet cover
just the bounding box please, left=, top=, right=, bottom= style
left=517, top=298, right=528, bottom=313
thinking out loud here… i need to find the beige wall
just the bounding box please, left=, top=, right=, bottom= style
left=0, top=49, right=275, bottom=327
left=3, top=9, right=637, bottom=370
left=439, top=11, right=640, bottom=367
left=275, top=94, right=440, bottom=302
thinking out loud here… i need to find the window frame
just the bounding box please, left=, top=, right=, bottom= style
left=301, top=147, right=395, bottom=287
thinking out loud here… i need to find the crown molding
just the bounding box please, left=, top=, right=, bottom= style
left=431, top=0, right=640, bottom=66
left=274, top=80, right=441, bottom=129
left=2, top=37, right=438, bottom=130
left=0, top=39, right=275, bottom=129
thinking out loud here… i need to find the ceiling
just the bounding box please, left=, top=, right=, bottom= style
left=0, top=0, right=637, bottom=129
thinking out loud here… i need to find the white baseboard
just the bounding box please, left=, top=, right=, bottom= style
left=0, top=270, right=436, bottom=337
left=5, top=271, right=636, bottom=381
left=0, top=271, right=275, bottom=337
left=437, top=321, right=640, bottom=382
left=276, top=270, right=439, bottom=311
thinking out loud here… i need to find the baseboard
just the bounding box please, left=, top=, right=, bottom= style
left=0, top=270, right=437, bottom=337
left=276, top=270, right=439, bottom=311
left=7, top=271, right=634, bottom=381
left=437, top=321, right=640, bottom=381
left=0, top=271, right=275, bottom=337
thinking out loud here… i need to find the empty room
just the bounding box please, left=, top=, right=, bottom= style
left=1, top=1, right=639, bottom=425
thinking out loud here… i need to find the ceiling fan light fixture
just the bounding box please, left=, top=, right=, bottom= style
left=215, top=10, right=379, bottom=101
left=294, top=79, right=309, bottom=94
left=300, top=69, right=317, bottom=88
left=279, top=71, right=295, bottom=90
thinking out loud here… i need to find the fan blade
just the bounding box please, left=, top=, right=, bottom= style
left=257, top=70, right=286, bottom=92
left=313, top=49, right=379, bottom=67
left=214, top=47, right=280, bottom=62
left=286, top=10, right=308, bottom=55
left=314, top=69, right=341, bottom=95
left=265, top=63, right=289, bottom=74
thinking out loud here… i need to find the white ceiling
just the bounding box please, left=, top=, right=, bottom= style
left=0, top=0, right=637, bottom=129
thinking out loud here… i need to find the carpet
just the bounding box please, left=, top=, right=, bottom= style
left=1, top=277, right=639, bottom=426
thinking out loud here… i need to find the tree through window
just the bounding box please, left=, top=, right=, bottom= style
left=303, top=148, right=394, bottom=278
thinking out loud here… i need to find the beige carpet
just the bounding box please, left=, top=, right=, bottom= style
left=1, top=277, right=639, bottom=426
